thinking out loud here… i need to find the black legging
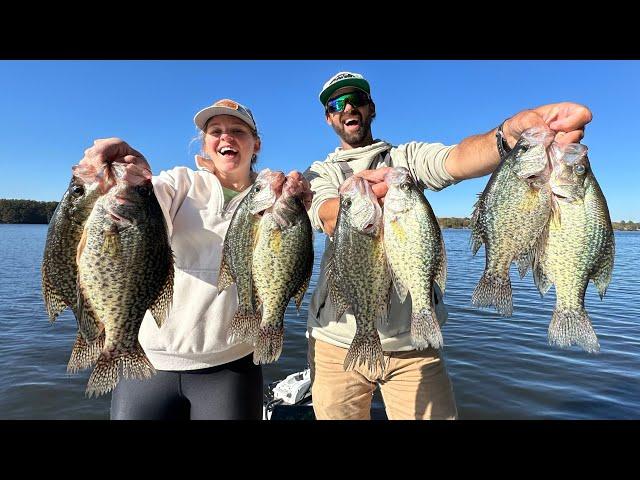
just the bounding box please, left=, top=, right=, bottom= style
left=110, top=354, right=263, bottom=420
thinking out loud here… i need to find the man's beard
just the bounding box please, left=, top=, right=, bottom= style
left=331, top=113, right=374, bottom=147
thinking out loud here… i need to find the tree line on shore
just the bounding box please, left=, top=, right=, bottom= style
left=0, top=199, right=637, bottom=230
left=0, top=199, right=58, bottom=224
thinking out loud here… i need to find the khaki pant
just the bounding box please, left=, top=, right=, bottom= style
left=308, top=337, right=458, bottom=420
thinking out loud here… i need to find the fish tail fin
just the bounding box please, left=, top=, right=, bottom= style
left=85, top=351, right=119, bottom=398
left=548, top=308, right=600, bottom=353
left=85, top=343, right=155, bottom=398
left=119, top=342, right=156, bottom=380
left=67, top=330, right=105, bottom=373
left=411, top=307, right=444, bottom=350
left=471, top=270, right=513, bottom=316
left=343, top=331, right=385, bottom=376
left=252, top=323, right=284, bottom=365
left=227, top=307, right=261, bottom=344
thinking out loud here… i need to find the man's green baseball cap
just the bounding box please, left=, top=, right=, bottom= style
left=319, top=71, right=371, bottom=106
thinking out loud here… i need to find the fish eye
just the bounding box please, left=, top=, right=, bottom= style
left=254, top=184, right=262, bottom=192
left=401, top=182, right=410, bottom=190
left=71, top=184, right=85, bottom=197
left=342, top=197, right=352, bottom=208
left=574, top=164, right=586, bottom=175
left=136, top=184, right=152, bottom=197
left=515, top=144, right=529, bottom=158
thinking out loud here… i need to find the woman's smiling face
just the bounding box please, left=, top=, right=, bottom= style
left=203, top=114, right=260, bottom=174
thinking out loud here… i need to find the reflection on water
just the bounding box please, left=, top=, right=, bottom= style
left=1, top=225, right=638, bottom=419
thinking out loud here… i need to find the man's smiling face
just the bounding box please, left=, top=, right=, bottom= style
left=325, top=87, right=375, bottom=149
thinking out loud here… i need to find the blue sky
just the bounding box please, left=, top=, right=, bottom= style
left=0, top=60, right=638, bottom=221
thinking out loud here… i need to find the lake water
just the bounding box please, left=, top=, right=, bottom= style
left=1, top=224, right=638, bottom=419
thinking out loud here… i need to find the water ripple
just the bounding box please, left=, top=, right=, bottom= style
left=1, top=225, right=639, bottom=419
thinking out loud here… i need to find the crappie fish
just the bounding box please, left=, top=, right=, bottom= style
left=76, top=164, right=174, bottom=397
left=217, top=168, right=286, bottom=344
left=251, top=174, right=314, bottom=364
left=41, top=164, right=110, bottom=373
left=533, top=142, right=614, bottom=353
left=383, top=167, right=447, bottom=350
left=326, top=175, right=391, bottom=375
left=470, top=127, right=555, bottom=316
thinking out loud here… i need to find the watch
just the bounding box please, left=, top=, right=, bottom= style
left=496, top=121, right=512, bottom=159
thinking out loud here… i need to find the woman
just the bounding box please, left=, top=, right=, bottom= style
left=79, top=98, right=310, bottom=419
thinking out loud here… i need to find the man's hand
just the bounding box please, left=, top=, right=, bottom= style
left=354, top=166, right=394, bottom=204
left=318, top=167, right=394, bottom=237
left=502, top=102, right=593, bottom=148
left=79, top=138, right=152, bottom=189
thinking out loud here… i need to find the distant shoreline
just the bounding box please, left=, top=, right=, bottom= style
left=0, top=199, right=638, bottom=230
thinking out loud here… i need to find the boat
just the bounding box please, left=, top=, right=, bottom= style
left=263, top=368, right=314, bottom=420
left=263, top=368, right=388, bottom=420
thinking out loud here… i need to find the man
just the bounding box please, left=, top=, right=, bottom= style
left=303, top=71, right=592, bottom=420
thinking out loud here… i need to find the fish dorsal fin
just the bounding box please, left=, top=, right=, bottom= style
left=149, top=251, right=175, bottom=328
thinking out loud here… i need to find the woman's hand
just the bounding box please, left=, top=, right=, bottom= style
left=79, top=137, right=152, bottom=188
left=286, top=170, right=314, bottom=210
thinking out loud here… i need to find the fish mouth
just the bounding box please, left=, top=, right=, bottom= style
left=354, top=206, right=379, bottom=234
left=551, top=184, right=583, bottom=203
left=523, top=172, right=548, bottom=187
left=515, top=166, right=549, bottom=185
left=106, top=209, right=129, bottom=225
left=520, top=126, right=555, bottom=147
left=109, top=212, right=124, bottom=222
left=249, top=171, right=286, bottom=215
left=361, top=222, right=376, bottom=234
left=250, top=199, right=276, bottom=216
left=105, top=203, right=134, bottom=227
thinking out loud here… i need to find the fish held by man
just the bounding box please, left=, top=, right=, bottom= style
left=533, top=142, right=614, bottom=353
left=326, top=175, right=391, bottom=375
left=383, top=166, right=447, bottom=350
left=470, top=126, right=555, bottom=316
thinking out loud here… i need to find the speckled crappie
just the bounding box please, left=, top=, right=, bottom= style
left=41, top=164, right=110, bottom=373
left=383, top=167, right=447, bottom=350
left=251, top=174, right=314, bottom=364
left=76, top=164, right=174, bottom=397
left=533, top=142, right=614, bottom=353
left=326, top=175, right=391, bottom=375
left=470, top=127, right=555, bottom=316
left=217, top=168, right=286, bottom=344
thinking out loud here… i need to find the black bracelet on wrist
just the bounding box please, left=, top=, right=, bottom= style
left=496, top=121, right=512, bottom=160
